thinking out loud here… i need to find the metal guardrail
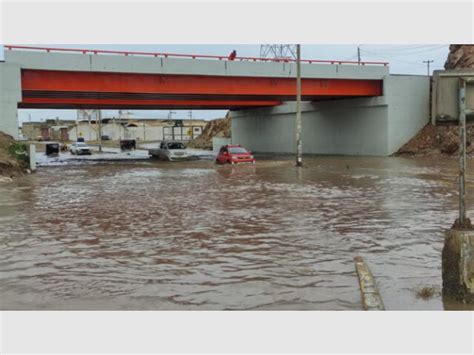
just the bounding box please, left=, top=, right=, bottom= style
left=4, top=45, right=389, bottom=66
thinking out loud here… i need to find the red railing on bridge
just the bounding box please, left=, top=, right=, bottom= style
left=4, top=45, right=389, bottom=66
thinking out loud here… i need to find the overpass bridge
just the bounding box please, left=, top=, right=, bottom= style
left=0, top=46, right=429, bottom=156
left=1, top=46, right=386, bottom=111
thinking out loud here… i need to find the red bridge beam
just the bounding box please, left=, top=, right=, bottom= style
left=19, top=98, right=282, bottom=110
left=21, top=70, right=383, bottom=101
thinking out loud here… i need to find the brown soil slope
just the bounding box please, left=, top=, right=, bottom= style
left=187, top=116, right=231, bottom=150
left=445, top=44, right=474, bottom=70
left=0, top=132, right=28, bottom=178
left=396, top=44, right=474, bottom=156
left=396, top=123, right=474, bottom=156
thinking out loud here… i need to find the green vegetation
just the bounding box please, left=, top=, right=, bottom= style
left=7, top=142, right=29, bottom=164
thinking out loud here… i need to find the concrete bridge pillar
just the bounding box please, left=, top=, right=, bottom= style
left=442, top=228, right=474, bottom=303
left=0, top=62, right=21, bottom=138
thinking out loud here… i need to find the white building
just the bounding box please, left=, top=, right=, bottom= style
left=68, top=119, right=206, bottom=142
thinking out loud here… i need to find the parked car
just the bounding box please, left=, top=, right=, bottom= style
left=69, top=142, right=92, bottom=155
left=149, top=141, right=190, bottom=161
left=120, top=139, right=136, bottom=151
left=45, top=143, right=60, bottom=156
left=216, top=145, right=255, bottom=165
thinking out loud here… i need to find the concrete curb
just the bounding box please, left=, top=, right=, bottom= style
left=354, top=256, right=385, bottom=311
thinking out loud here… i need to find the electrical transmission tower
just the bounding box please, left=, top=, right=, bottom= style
left=77, top=109, right=99, bottom=122
left=260, top=45, right=297, bottom=59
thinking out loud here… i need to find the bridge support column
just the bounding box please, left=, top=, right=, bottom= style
left=0, top=101, right=20, bottom=138
left=0, top=63, right=21, bottom=138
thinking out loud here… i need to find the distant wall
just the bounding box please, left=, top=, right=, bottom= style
left=67, top=122, right=205, bottom=142
left=68, top=123, right=163, bottom=141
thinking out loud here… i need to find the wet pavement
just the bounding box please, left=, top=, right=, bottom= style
left=1, top=154, right=473, bottom=310
left=34, top=145, right=214, bottom=167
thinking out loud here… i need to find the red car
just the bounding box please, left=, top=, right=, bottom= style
left=216, top=145, right=256, bottom=165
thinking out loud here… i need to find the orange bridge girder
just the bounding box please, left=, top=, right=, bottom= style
left=19, top=69, right=384, bottom=109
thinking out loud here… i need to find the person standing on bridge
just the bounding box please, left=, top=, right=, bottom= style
left=228, top=50, right=237, bottom=61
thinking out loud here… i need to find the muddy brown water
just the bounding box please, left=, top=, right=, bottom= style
left=1, top=155, right=473, bottom=310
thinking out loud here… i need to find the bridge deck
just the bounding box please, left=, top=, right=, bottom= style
left=4, top=46, right=388, bottom=109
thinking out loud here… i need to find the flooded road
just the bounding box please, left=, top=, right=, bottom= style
left=1, top=155, right=472, bottom=310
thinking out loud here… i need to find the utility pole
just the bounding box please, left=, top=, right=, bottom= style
left=458, top=78, right=468, bottom=226
left=75, top=111, right=79, bottom=141
left=113, top=116, right=117, bottom=140
left=88, top=114, right=92, bottom=141
left=357, top=46, right=361, bottom=65
left=188, top=110, right=194, bottom=140
left=295, top=44, right=303, bottom=167
left=422, top=60, right=434, bottom=76
left=168, top=110, right=176, bottom=120
left=97, top=109, right=102, bottom=152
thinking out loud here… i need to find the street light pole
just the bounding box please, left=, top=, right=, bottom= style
left=295, top=44, right=303, bottom=167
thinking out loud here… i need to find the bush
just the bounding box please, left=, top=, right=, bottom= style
left=7, top=142, right=29, bottom=164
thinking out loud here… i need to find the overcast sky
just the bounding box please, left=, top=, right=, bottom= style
left=0, top=44, right=450, bottom=125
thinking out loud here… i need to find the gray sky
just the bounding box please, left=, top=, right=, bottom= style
left=1, top=44, right=450, bottom=125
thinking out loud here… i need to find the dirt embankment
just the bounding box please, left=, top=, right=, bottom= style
left=396, top=44, right=474, bottom=157
left=395, top=123, right=474, bottom=156
left=0, top=132, right=29, bottom=180
left=444, top=44, right=474, bottom=70
left=187, top=115, right=231, bottom=150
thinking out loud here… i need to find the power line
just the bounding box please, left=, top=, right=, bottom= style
left=360, top=45, right=447, bottom=57
left=422, top=60, right=434, bottom=76
left=360, top=49, right=427, bottom=66
left=375, top=47, right=446, bottom=57
left=343, top=54, right=358, bottom=61
left=363, top=44, right=446, bottom=53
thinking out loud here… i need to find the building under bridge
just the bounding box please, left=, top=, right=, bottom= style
left=21, top=118, right=206, bottom=142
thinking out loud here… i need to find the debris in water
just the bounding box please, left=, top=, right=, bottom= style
left=415, top=286, right=440, bottom=300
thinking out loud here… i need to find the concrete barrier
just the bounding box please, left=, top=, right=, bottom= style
left=354, top=256, right=385, bottom=310
left=28, top=144, right=36, bottom=171
left=442, top=228, right=474, bottom=303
